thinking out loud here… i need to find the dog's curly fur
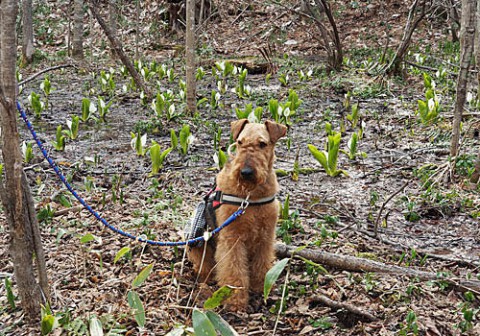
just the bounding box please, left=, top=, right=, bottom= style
left=188, top=119, right=287, bottom=311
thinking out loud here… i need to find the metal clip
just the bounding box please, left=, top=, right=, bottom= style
left=203, top=230, right=212, bottom=242
left=239, top=193, right=250, bottom=212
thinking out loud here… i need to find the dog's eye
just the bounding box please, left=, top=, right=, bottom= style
left=259, top=142, right=267, bottom=149
left=237, top=140, right=243, bottom=146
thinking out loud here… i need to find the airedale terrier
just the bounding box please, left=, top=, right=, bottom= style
left=188, top=119, right=287, bottom=311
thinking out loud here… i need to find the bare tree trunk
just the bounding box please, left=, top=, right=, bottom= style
left=0, top=0, right=47, bottom=322
left=304, top=0, right=342, bottom=71
left=135, top=0, right=140, bottom=60
left=185, top=0, right=196, bottom=113
left=72, top=0, right=84, bottom=60
left=21, top=0, right=35, bottom=65
left=384, top=0, right=430, bottom=76
left=319, top=0, right=342, bottom=70
left=450, top=0, right=477, bottom=158
left=109, top=0, right=118, bottom=58
left=471, top=0, right=480, bottom=183
left=110, top=0, right=117, bottom=37
left=88, top=0, right=150, bottom=96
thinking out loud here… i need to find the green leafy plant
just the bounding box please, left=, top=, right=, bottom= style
left=169, top=130, right=178, bottom=152
left=235, top=103, right=253, bottom=120
left=40, top=304, right=57, bottom=335
left=268, top=90, right=302, bottom=126
left=156, top=63, right=167, bottom=80
left=166, top=103, right=179, bottom=121
left=127, top=291, right=146, bottom=328
left=287, top=89, right=302, bottom=113
left=455, top=291, right=477, bottom=333
left=298, top=69, right=313, bottom=81
left=99, top=69, right=116, bottom=95
left=235, top=103, right=263, bottom=123
left=97, top=96, right=113, bottom=122
left=204, top=286, right=235, bottom=310
left=278, top=72, right=289, bottom=87
left=151, top=92, right=165, bottom=117
left=130, top=132, right=148, bottom=156
left=264, top=258, right=289, bottom=302
left=268, top=98, right=279, bottom=122
left=196, top=66, right=206, bottom=80
left=40, top=75, right=53, bottom=109
left=151, top=91, right=178, bottom=121
left=215, top=60, right=235, bottom=78
left=167, top=68, right=176, bottom=83
left=417, top=73, right=440, bottom=124
left=28, top=91, right=45, bottom=118
left=38, top=204, right=55, bottom=224
left=114, top=247, right=131, bottom=264
left=192, top=309, right=238, bottom=336
left=5, top=277, right=16, bottom=310
left=80, top=97, right=97, bottom=122
left=127, top=264, right=153, bottom=328
left=398, top=310, right=419, bottom=336
left=265, top=73, right=272, bottom=84
left=278, top=194, right=303, bottom=244
left=235, top=68, right=250, bottom=98
left=214, top=61, right=235, bottom=94
left=52, top=125, right=66, bottom=151
left=308, top=132, right=348, bottom=177
left=213, top=148, right=228, bottom=170
left=402, top=196, right=421, bottom=222
left=149, top=141, right=172, bottom=175
left=64, top=116, right=80, bottom=140
left=22, top=141, right=34, bottom=164
left=346, top=103, right=360, bottom=128
left=341, top=132, right=365, bottom=160
left=210, top=90, right=221, bottom=110
left=179, top=124, right=192, bottom=155
left=178, top=79, right=186, bottom=102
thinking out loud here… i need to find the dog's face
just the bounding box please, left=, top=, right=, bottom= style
left=229, top=119, right=287, bottom=190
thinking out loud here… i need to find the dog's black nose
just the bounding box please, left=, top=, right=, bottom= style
left=240, top=167, right=254, bottom=179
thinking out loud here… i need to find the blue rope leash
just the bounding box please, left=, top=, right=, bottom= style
left=17, top=101, right=244, bottom=246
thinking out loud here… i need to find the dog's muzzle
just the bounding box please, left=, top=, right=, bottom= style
left=240, top=166, right=255, bottom=180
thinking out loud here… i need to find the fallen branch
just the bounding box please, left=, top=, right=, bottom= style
left=275, top=244, right=480, bottom=294
left=18, top=64, right=76, bottom=86
left=310, top=294, right=378, bottom=322
left=374, top=178, right=413, bottom=236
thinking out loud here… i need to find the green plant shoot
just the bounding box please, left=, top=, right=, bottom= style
left=308, top=132, right=348, bottom=177
left=150, top=141, right=172, bottom=175
left=28, top=91, right=45, bottom=118
left=52, top=125, right=66, bottom=151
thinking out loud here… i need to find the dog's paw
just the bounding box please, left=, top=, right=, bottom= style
left=224, top=301, right=248, bottom=313
left=224, top=293, right=248, bottom=312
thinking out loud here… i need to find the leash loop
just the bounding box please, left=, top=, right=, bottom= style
left=16, top=101, right=242, bottom=247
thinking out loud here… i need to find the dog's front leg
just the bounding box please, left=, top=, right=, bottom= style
left=215, top=235, right=250, bottom=311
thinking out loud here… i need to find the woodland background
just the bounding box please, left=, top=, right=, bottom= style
left=0, top=0, right=479, bottom=335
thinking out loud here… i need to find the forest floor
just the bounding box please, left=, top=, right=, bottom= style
left=1, top=1, right=480, bottom=335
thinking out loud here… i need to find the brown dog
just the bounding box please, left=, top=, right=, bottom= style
left=188, top=119, right=287, bottom=311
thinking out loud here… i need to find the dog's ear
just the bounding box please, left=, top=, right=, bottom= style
left=265, top=120, right=287, bottom=143
left=231, top=119, right=249, bottom=140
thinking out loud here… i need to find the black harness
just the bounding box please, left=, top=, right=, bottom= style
left=184, top=184, right=276, bottom=247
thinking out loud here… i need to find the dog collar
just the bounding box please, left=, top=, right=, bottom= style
left=205, top=185, right=276, bottom=209
left=215, top=192, right=276, bottom=208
